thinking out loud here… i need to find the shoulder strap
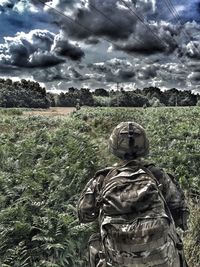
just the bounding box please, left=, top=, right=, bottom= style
left=140, top=165, right=175, bottom=225
left=98, top=167, right=119, bottom=191
left=95, top=167, right=114, bottom=178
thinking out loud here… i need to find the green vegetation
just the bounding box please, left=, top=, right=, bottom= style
left=0, top=78, right=199, bottom=108
left=0, top=79, right=50, bottom=108
left=0, top=107, right=200, bottom=266
left=54, top=87, right=198, bottom=107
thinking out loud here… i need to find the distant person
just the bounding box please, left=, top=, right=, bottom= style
left=76, top=99, right=81, bottom=111
left=78, top=122, right=189, bottom=267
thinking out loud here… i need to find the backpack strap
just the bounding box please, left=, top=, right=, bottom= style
left=96, top=167, right=119, bottom=207
left=139, top=165, right=175, bottom=225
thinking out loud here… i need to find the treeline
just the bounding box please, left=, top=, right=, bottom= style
left=0, top=78, right=50, bottom=108
left=49, top=87, right=94, bottom=107
left=0, top=78, right=199, bottom=108
left=50, top=86, right=199, bottom=107
left=138, top=87, right=198, bottom=107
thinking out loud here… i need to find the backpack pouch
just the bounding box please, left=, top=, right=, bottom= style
left=101, top=173, right=165, bottom=216
left=103, top=218, right=180, bottom=267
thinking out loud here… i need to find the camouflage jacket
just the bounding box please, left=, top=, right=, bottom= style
left=77, top=160, right=189, bottom=230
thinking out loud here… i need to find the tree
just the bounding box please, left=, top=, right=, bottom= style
left=110, top=91, right=149, bottom=107
left=149, top=97, right=164, bottom=107
left=94, top=88, right=109, bottom=97
left=79, top=88, right=94, bottom=106
left=0, top=79, right=50, bottom=108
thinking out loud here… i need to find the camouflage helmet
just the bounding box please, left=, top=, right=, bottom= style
left=109, top=122, right=149, bottom=160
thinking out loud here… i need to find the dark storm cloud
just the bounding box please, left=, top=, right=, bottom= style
left=45, top=0, right=158, bottom=43
left=118, top=69, right=135, bottom=80
left=0, top=30, right=85, bottom=68
left=113, top=21, right=179, bottom=55
left=52, top=34, right=85, bottom=60
left=41, top=0, right=184, bottom=57
left=29, top=51, right=65, bottom=68
left=105, top=69, right=135, bottom=83
left=59, top=3, right=137, bottom=41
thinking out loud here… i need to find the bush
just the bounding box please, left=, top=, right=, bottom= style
left=149, top=97, right=165, bottom=107
left=196, top=100, right=200, bottom=107
left=93, top=96, right=111, bottom=107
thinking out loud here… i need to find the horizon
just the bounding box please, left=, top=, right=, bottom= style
left=1, top=76, right=200, bottom=96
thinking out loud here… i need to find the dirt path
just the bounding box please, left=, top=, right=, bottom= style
left=24, top=107, right=76, bottom=116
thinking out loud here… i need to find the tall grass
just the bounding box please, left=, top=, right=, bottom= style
left=0, top=107, right=199, bottom=266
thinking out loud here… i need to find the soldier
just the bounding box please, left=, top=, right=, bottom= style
left=76, top=98, right=81, bottom=111
left=77, top=122, right=189, bottom=267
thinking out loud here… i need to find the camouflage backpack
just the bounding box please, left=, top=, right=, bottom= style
left=96, top=164, right=181, bottom=267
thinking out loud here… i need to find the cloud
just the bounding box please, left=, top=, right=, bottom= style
left=0, top=0, right=200, bottom=92
left=0, top=29, right=85, bottom=68
left=138, top=64, right=158, bottom=80
left=33, top=65, right=70, bottom=82
left=52, top=34, right=85, bottom=60
left=88, top=58, right=135, bottom=83
left=0, top=30, right=59, bottom=67
left=33, top=58, right=136, bottom=84
left=134, top=0, right=157, bottom=13
left=58, top=1, right=137, bottom=41
left=32, top=64, right=87, bottom=83
left=188, top=71, right=200, bottom=82
left=29, top=51, right=65, bottom=68
left=0, top=0, right=55, bottom=42
left=113, top=20, right=179, bottom=55
left=36, top=55, right=199, bottom=92
left=184, top=41, right=200, bottom=59
left=0, top=63, right=21, bottom=76
left=39, top=0, right=185, bottom=58
left=0, top=0, right=16, bottom=10
left=43, top=0, right=165, bottom=45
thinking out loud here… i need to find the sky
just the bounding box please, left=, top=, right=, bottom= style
left=0, top=0, right=200, bottom=92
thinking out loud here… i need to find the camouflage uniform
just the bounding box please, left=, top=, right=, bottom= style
left=76, top=99, right=81, bottom=111
left=77, top=122, right=189, bottom=267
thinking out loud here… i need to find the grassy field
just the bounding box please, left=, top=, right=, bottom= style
left=0, top=106, right=199, bottom=267
left=23, top=107, right=76, bottom=116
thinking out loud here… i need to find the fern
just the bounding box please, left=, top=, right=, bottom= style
left=0, top=107, right=200, bottom=266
